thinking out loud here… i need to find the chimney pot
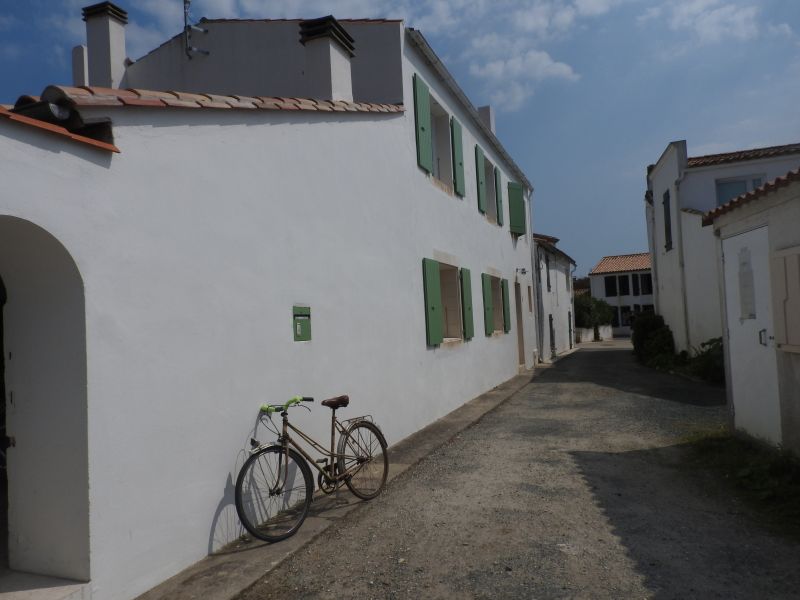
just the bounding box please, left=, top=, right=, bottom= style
left=82, top=2, right=128, bottom=88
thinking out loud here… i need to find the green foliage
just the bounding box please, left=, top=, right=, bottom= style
left=687, top=337, right=725, bottom=384
left=631, top=312, right=666, bottom=360
left=642, top=325, right=676, bottom=367
left=574, top=294, right=613, bottom=329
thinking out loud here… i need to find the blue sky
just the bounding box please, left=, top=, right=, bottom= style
left=1, top=0, right=799, bottom=275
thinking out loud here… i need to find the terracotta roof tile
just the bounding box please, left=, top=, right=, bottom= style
left=589, top=253, right=651, bottom=275
left=687, top=142, right=800, bottom=168
left=702, top=167, right=800, bottom=226
left=0, top=105, right=119, bottom=153
left=41, top=85, right=404, bottom=115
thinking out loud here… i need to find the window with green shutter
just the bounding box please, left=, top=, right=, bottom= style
left=501, top=278, right=511, bottom=333
left=424, top=258, right=466, bottom=345
left=475, top=146, right=486, bottom=213
left=508, top=182, right=526, bottom=235
left=413, top=74, right=433, bottom=174
left=495, top=166, right=503, bottom=226
left=422, top=258, right=443, bottom=346
left=460, top=268, right=473, bottom=340
left=482, top=273, right=505, bottom=335
left=451, top=118, right=465, bottom=197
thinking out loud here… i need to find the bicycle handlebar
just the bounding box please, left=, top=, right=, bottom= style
left=260, top=395, right=315, bottom=414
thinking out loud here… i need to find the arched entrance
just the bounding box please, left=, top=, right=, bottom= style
left=0, top=216, right=89, bottom=581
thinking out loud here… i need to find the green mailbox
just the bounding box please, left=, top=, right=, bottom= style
left=293, top=306, right=311, bottom=341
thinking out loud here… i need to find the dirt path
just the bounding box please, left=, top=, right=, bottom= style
left=239, top=341, right=800, bottom=599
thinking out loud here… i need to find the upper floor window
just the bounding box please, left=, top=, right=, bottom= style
left=604, top=275, right=617, bottom=297
left=618, top=274, right=630, bottom=296
left=663, top=190, right=673, bottom=251
left=413, top=74, right=465, bottom=197
left=545, top=253, right=551, bottom=292
left=715, top=175, right=765, bottom=206
left=640, top=273, right=653, bottom=295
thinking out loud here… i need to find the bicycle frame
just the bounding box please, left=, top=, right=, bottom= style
left=268, top=409, right=366, bottom=486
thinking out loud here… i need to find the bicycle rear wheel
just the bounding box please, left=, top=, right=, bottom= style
left=337, top=420, right=388, bottom=500
left=235, top=445, right=313, bottom=542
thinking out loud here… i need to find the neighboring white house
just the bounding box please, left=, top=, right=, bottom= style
left=645, top=140, right=800, bottom=352
left=703, top=168, right=800, bottom=455
left=589, top=253, right=653, bottom=336
left=532, top=233, right=576, bottom=361
left=0, top=4, right=537, bottom=599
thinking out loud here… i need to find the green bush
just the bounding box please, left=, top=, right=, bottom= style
left=574, top=295, right=614, bottom=341
left=631, top=312, right=666, bottom=360
left=642, top=325, right=676, bottom=366
left=688, top=337, right=725, bottom=384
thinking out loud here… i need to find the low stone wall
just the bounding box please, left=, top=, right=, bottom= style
left=575, top=325, right=613, bottom=342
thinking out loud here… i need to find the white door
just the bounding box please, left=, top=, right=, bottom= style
left=722, top=227, right=781, bottom=444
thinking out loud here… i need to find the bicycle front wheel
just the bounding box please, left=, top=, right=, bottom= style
left=337, top=420, right=388, bottom=500
left=235, top=446, right=313, bottom=542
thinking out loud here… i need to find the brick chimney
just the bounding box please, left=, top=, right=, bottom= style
left=82, top=2, right=128, bottom=88
left=299, top=16, right=355, bottom=102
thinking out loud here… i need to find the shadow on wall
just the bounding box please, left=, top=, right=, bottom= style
left=571, top=445, right=800, bottom=599
left=536, top=347, right=724, bottom=407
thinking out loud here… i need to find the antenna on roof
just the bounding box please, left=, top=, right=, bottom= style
left=183, top=0, right=209, bottom=59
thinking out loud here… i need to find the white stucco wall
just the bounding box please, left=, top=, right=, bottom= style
left=712, top=185, right=800, bottom=454
left=589, top=271, right=653, bottom=336
left=0, top=42, right=535, bottom=600
left=533, top=243, right=574, bottom=361
left=647, top=143, right=800, bottom=352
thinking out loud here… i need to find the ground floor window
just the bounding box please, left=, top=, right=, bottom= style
left=481, top=273, right=510, bottom=335
left=611, top=306, right=620, bottom=328
left=620, top=305, right=632, bottom=326
left=422, top=258, right=474, bottom=345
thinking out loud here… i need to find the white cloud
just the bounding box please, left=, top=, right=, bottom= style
left=640, top=1, right=761, bottom=44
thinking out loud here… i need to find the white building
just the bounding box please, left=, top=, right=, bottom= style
left=645, top=140, right=800, bottom=351
left=589, top=253, right=653, bottom=336
left=704, top=169, right=800, bottom=454
left=0, top=4, right=537, bottom=599
left=532, top=234, right=576, bottom=361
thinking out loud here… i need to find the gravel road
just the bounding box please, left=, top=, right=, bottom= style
left=238, top=341, right=800, bottom=599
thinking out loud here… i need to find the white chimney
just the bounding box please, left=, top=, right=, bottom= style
left=82, top=2, right=128, bottom=88
left=478, top=105, right=496, bottom=134
left=299, top=16, right=355, bottom=102
left=72, top=45, right=89, bottom=86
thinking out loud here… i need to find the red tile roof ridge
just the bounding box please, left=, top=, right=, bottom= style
left=41, top=85, right=404, bottom=114
left=589, top=253, right=651, bottom=275
left=687, top=141, right=800, bottom=168
left=702, top=167, right=800, bottom=226
left=0, top=105, right=119, bottom=153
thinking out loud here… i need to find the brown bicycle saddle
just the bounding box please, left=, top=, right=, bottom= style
left=321, top=395, right=350, bottom=409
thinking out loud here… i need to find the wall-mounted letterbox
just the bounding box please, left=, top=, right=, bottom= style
left=293, top=306, right=311, bottom=341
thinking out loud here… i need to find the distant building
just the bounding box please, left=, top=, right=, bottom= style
left=532, top=234, right=576, bottom=361
left=645, top=140, right=800, bottom=351
left=703, top=168, right=800, bottom=454
left=589, top=253, right=653, bottom=336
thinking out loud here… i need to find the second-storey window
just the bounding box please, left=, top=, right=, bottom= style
left=663, top=190, right=673, bottom=251
left=640, top=273, right=653, bottom=295
left=715, top=175, right=765, bottom=206
left=618, top=274, right=630, bottom=296
left=605, top=275, right=617, bottom=297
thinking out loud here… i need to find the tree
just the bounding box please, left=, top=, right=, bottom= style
left=574, top=294, right=614, bottom=341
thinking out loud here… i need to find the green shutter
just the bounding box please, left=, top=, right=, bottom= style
left=475, top=146, right=486, bottom=213
left=450, top=118, right=466, bottom=197
left=501, top=278, right=511, bottom=333
left=422, top=258, right=443, bottom=346
left=495, top=166, right=503, bottom=226
left=413, top=74, right=433, bottom=174
left=482, top=273, right=493, bottom=336
left=508, top=182, right=526, bottom=235
left=460, top=268, right=474, bottom=340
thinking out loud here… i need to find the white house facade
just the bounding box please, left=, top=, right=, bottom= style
left=532, top=234, right=576, bottom=361
left=704, top=169, right=800, bottom=455
left=645, top=140, right=800, bottom=352
left=589, top=253, right=653, bottom=336
left=0, top=4, right=537, bottom=599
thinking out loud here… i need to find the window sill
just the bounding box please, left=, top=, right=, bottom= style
left=431, top=176, right=454, bottom=196
left=442, top=337, right=463, bottom=346
left=778, top=344, right=800, bottom=354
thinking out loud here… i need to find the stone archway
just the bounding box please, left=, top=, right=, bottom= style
left=0, top=216, right=89, bottom=581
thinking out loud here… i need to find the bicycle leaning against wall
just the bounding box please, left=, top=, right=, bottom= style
left=234, top=394, right=388, bottom=542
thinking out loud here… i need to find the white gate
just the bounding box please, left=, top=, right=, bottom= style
left=722, top=226, right=781, bottom=444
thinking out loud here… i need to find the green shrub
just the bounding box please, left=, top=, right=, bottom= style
left=631, top=312, right=666, bottom=360
left=688, top=337, right=725, bottom=384
left=642, top=325, right=675, bottom=365
left=574, top=295, right=614, bottom=340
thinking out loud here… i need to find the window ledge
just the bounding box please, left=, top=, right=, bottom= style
left=778, top=343, right=800, bottom=354
left=491, top=330, right=503, bottom=337
left=442, top=337, right=463, bottom=346
left=431, top=176, right=454, bottom=196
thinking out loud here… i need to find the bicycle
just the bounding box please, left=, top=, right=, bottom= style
left=234, top=394, right=388, bottom=542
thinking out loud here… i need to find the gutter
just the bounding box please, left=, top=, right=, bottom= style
left=406, top=28, right=533, bottom=192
